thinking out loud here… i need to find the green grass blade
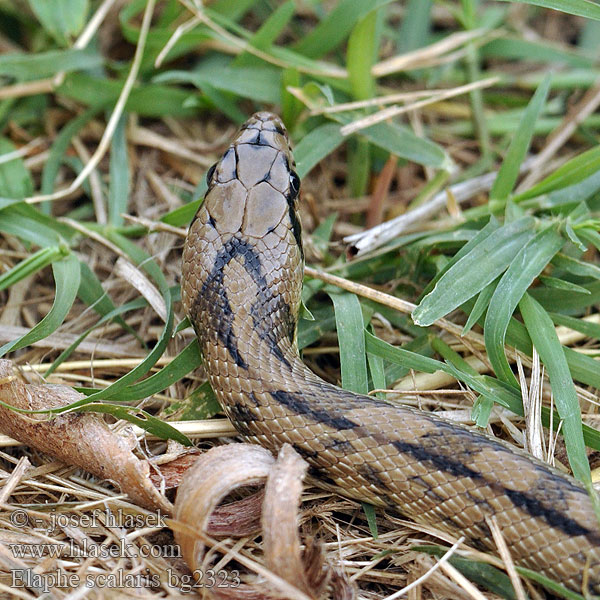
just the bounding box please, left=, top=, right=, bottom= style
left=29, top=0, right=89, bottom=46
left=162, top=381, right=221, bottom=420
left=161, top=200, right=201, bottom=228
left=462, top=278, right=498, bottom=335
left=157, top=62, right=282, bottom=104
left=0, top=206, right=66, bottom=246
left=413, top=216, right=536, bottom=326
left=293, top=0, right=391, bottom=59
left=325, top=109, right=449, bottom=168
left=543, top=408, right=600, bottom=452
left=577, top=227, right=600, bottom=253
left=515, top=565, right=589, bottom=600
left=347, top=137, right=371, bottom=197
left=495, top=0, right=600, bottom=21
left=211, top=0, right=257, bottom=20
left=0, top=245, right=68, bottom=292
left=41, top=106, right=102, bottom=195
left=482, top=36, right=594, bottom=68
left=529, top=280, right=600, bottom=312
left=514, top=145, right=600, bottom=201
left=521, top=168, right=600, bottom=210
left=539, top=275, right=592, bottom=294
left=362, top=501, right=379, bottom=538
left=233, top=1, right=295, bottom=68
left=367, top=345, right=386, bottom=397
left=0, top=48, right=101, bottom=79
left=200, top=82, right=246, bottom=124
left=298, top=306, right=336, bottom=350
left=365, top=331, right=444, bottom=374
left=44, top=297, right=148, bottom=377
left=416, top=546, right=518, bottom=600
left=550, top=312, right=600, bottom=340
left=58, top=73, right=199, bottom=118
left=432, top=336, right=522, bottom=419
left=564, top=347, right=600, bottom=389
left=501, top=309, right=600, bottom=390
left=347, top=9, right=378, bottom=101
left=108, top=114, right=130, bottom=226
left=76, top=261, right=141, bottom=341
left=552, top=252, right=600, bottom=280
left=295, top=123, right=345, bottom=179
left=281, top=67, right=303, bottom=129
left=490, top=74, right=551, bottom=200
left=421, top=217, right=500, bottom=299
left=431, top=336, right=480, bottom=376
left=0, top=252, right=81, bottom=357
left=356, top=120, right=448, bottom=168
left=397, top=0, right=432, bottom=52
left=484, top=224, right=564, bottom=386
left=0, top=138, right=34, bottom=199
left=77, top=261, right=120, bottom=317
left=367, top=332, right=527, bottom=419
left=381, top=336, right=434, bottom=385
left=74, top=404, right=191, bottom=446
left=444, top=363, right=524, bottom=414
left=518, top=293, right=590, bottom=483
left=115, top=341, right=202, bottom=402
left=81, top=231, right=174, bottom=400
left=330, top=293, right=369, bottom=394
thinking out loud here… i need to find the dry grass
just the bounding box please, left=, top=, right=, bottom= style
left=1, top=1, right=600, bottom=599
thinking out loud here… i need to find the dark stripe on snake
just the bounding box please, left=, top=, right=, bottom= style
left=288, top=200, right=303, bottom=260
left=393, top=438, right=597, bottom=541
left=196, top=274, right=247, bottom=369
left=409, top=475, right=445, bottom=502
left=270, top=389, right=360, bottom=432
left=226, top=402, right=259, bottom=436
left=271, top=388, right=597, bottom=542
left=203, top=238, right=293, bottom=368
left=290, top=443, right=320, bottom=461
left=196, top=239, right=247, bottom=369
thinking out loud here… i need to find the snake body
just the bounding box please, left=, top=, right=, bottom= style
left=182, top=112, right=600, bottom=595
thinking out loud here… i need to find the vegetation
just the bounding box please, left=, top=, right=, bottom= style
left=1, top=0, right=600, bottom=597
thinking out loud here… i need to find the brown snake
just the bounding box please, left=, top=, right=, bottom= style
left=181, top=112, right=600, bottom=595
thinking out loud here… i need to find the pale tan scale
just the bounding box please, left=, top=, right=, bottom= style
left=205, top=180, right=246, bottom=234
left=244, top=182, right=288, bottom=237
left=236, top=144, right=278, bottom=189
left=268, top=152, right=293, bottom=191
left=181, top=112, right=600, bottom=596
left=216, top=148, right=236, bottom=183
left=235, top=128, right=264, bottom=145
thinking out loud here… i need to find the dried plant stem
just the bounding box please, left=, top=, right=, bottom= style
left=0, top=418, right=236, bottom=448
left=382, top=536, right=465, bottom=600
left=25, top=0, right=156, bottom=204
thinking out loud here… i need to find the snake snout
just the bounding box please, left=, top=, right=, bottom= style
left=202, top=113, right=298, bottom=240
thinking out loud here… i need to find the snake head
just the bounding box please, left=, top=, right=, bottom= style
left=203, top=112, right=301, bottom=243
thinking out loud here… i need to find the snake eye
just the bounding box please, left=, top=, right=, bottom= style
left=289, top=170, right=300, bottom=199
left=206, top=162, right=217, bottom=185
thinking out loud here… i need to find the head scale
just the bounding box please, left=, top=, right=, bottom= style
left=203, top=112, right=301, bottom=250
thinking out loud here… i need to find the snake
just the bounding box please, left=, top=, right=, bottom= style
left=181, top=111, right=600, bottom=596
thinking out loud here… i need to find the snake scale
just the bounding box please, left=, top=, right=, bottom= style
left=181, top=112, right=600, bottom=595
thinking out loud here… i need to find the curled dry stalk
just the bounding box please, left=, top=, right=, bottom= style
left=173, top=443, right=354, bottom=600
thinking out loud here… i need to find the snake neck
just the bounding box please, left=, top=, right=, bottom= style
left=182, top=208, right=305, bottom=403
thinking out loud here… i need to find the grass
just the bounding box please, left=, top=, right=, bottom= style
left=1, top=0, right=600, bottom=598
